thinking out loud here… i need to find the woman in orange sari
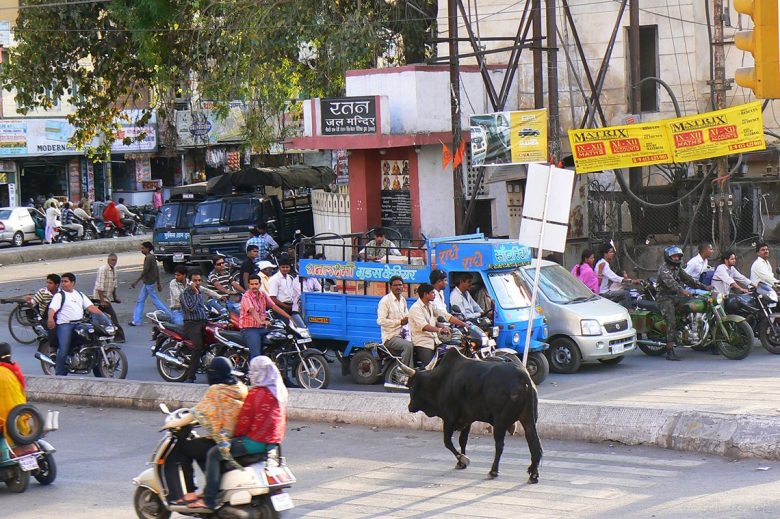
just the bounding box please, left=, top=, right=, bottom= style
left=0, top=343, right=26, bottom=446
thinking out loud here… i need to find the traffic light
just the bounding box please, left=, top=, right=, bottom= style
left=734, top=0, right=780, bottom=98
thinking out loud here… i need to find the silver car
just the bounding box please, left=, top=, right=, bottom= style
left=0, top=207, right=41, bottom=247
left=519, top=260, right=636, bottom=374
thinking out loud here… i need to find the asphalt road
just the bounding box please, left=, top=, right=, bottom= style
left=4, top=403, right=780, bottom=519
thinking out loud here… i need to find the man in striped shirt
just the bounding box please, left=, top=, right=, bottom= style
left=93, top=253, right=125, bottom=342
left=180, top=271, right=210, bottom=383
left=25, top=274, right=60, bottom=319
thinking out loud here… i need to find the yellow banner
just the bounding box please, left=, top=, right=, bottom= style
left=567, top=102, right=766, bottom=174
left=667, top=101, right=765, bottom=162
left=568, top=123, right=671, bottom=174
left=510, top=109, right=548, bottom=164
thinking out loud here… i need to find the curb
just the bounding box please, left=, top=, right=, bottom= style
left=0, top=234, right=151, bottom=266
left=25, top=375, right=780, bottom=461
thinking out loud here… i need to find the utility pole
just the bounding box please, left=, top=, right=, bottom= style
left=532, top=0, right=544, bottom=109
left=546, top=0, right=560, bottom=159
left=628, top=0, right=642, bottom=240
left=712, top=0, right=731, bottom=246
left=448, top=0, right=465, bottom=234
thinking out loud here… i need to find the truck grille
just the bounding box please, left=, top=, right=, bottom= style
left=604, top=319, right=629, bottom=333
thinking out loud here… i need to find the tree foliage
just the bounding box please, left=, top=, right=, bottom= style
left=2, top=0, right=437, bottom=159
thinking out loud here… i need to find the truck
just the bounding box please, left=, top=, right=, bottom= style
left=152, top=185, right=205, bottom=273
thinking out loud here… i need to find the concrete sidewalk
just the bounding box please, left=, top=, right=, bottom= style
left=0, top=234, right=151, bottom=266
left=25, top=370, right=780, bottom=462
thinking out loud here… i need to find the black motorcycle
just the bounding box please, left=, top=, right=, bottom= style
left=724, top=280, right=780, bottom=353
left=35, top=313, right=128, bottom=378
left=213, top=312, right=330, bottom=389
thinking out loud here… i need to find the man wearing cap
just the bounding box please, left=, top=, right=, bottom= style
left=256, top=261, right=275, bottom=294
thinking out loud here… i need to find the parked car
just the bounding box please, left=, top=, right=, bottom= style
left=518, top=260, right=637, bottom=374
left=0, top=207, right=41, bottom=247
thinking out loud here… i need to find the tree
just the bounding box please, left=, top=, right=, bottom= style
left=2, top=0, right=438, bottom=160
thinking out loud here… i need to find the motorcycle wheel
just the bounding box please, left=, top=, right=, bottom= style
left=547, top=337, right=582, bottom=374
left=96, top=347, right=128, bottom=379
left=759, top=318, right=780, bottom=354
left=384, top=363, right=409, bottom=392
left=9, top=306, right=38, bottom=345
left=295, top=353, right=330, bottom=389
left=133, top=486, right=172, bottom=519
left=82, top=228, right=95, bottom=240
left=34, top=453, right=57, bottom=485
left=526, top=352, right=550, bottom=385
left=717, top=321, right=754, bottom=360
left=5, top=468, right=30, bottom=493
left=156, top=340, right=189, bottom=383
left=349, top=350, right=380, bottom=385
left=637, top=334, right=667, bottom=356
left=253, top=495, right=280, bottom=519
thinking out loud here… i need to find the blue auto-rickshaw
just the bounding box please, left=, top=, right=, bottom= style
left=297, top=233, right=549, bottom=384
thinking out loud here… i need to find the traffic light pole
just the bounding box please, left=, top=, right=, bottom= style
left=713, top=0, right=731, bottom=248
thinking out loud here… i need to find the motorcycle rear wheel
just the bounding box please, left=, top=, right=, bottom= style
left=133, top=486, right=171, bottom=519
left=96, top=347, right=128, bottom=379
left=295, top=353, right=330, bottom=390
left=717, top=321, right=753, bottom=360
left=156, top=340, right=189, bottom=383
left=5, top=468, right=30, bottom=493
left=759, top=318, right=780, bottom=354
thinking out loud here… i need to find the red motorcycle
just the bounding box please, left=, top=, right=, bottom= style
left=146, top=310, right=227, bottom=383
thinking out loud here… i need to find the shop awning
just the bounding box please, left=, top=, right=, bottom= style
left=206, top=166, right=336, bottom=195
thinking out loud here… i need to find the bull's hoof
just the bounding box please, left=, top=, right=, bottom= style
left=527, top=474, right=539, bottom=484
left=488, top=470, right=499, bottom=479
left=455, top=454, right=470, bottom=469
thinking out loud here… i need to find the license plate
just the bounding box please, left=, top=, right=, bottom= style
left=270, top=492, right=294, bottom=511
left=18, top=455, right=38, bottom=472
left=173, top=253, right=185, bottom=262
left=611, top=343, right=624, bottom=354
left=296, top=338, right=312, bottom=344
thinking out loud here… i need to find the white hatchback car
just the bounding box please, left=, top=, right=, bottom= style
left=0, top=207, right=40, bottom=247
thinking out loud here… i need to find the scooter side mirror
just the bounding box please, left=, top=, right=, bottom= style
left=159, top=403, right=170, bottom=415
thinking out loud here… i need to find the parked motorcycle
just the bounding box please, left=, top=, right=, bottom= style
left=724, top=281, right=780, bottom=353
left=213, top=312, right=330, bottom=390
left=132, top=403, right=295, bottom=519
left=35, top=313, right=127, bottom=377
left=0, top=404, right=59, bottom=493
left=630, top=281, right=753, bottom=359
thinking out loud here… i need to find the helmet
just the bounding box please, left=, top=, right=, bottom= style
left=206, top=356, right=235, bottom=385
left=664, top=245, right=684, bottom=266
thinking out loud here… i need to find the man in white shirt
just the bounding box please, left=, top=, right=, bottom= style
left=408, top=283, right=467, bottom=366
left=47, top=272, right=105, bottom=376
left=115, top=197, right=137, bottom=234
left=268, top=258, right=296, bottom=317
left=712, top=251, right=751, bottom=295
left=450, top=273, right=485, bottom=320
left=376, top=276, right=414, bottom=367
left=594, top=244, right=635, bottom=308
left=750, top=242, right=779, bottom=286
left=684, top=242, right=713, bottom=282
left=429, top=269, right=448, bottom=313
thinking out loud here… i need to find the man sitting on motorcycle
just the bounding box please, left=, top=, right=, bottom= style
left=0, top=342, right=26, bottom=446
left=46, top=272, right=106, bottom=376
left=408, top=283, right=468, bottom=367
left=656, top=246, right=708, bottom=361
left=377, top=276, right=414, bottom=368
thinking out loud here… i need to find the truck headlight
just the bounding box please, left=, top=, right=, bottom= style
left=512, top=332, right=521, bottom=345
left=542, top=326, right=549, bottom=339
left=491, top=326, right=499, bottom=338
left=580, top=319, right=602, bottom=336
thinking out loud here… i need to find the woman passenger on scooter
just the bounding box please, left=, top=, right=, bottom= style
left=190, top=356, right=288, bottom=511
left=101, top=201, right=123, bottom=232
left=0, top=343, right=26, bottom=445
left=162, top=357, right=247, bottom=507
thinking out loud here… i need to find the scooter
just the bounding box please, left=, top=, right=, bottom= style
left=0, top=404, right=59, bottom=493
left=132, top=403, right=295, bottom=519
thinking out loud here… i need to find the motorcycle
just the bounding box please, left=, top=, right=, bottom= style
left=213, top=312, right=330, bottom=390
left=132, top=403, right=295, bottom=519
left=0, top=404, right=59, bottom=493
left=35, top=313, right=128, bottom=377
left=147, top=309, right=228, bottom=383
left=630, top=281, right=753, bottom=360
left=724, top=281, right=780, bottom=354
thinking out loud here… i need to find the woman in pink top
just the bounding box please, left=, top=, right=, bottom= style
left=571, top=249, right=599, bottom=293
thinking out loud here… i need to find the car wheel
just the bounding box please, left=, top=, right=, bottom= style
left=547, top=337, right=582, bottom=374
left=12, top=231, right=24, bottom=247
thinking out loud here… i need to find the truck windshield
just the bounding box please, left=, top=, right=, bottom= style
left=488, top=271, right=533, bottom=309
left=193, top=201, right=223, bottom=225
left=520, top=264, right=597, bottom=304
left=155, top=205, right=180, bottom=229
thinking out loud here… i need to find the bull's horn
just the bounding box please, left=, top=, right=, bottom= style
left=396, top=359, right=416, bottom=376
left=424, top=351, right=439, bottom=371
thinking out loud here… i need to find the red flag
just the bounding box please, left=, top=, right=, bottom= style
left=453, top=140, right=466, bottom=169
left=442, top=143, right=453, bottom=169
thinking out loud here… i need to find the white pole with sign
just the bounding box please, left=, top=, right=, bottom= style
left=518, top=164, right=575, bottom=366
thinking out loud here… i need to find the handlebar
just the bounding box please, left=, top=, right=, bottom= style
left=0, top=297, right=31, bottom=305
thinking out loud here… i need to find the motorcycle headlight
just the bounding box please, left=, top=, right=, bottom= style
left=580, top=319, right=602, bottom=336
left=104, top=325, right=116, bottom=335
left=715, top=292, right=724, bottom=305
left=491, top=326, right=500, bottom=338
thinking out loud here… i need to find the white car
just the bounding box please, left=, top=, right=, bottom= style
left=0, top=207, right=41, bottom=247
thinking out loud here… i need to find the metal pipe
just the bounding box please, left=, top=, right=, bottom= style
left=457, top=0, right=499, bottom=110
left=532, top=0, right=544, bottom=109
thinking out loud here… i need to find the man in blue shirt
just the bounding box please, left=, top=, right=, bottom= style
left=180, top=271, right=210, bottom=383
left=245, top=223, right=278, bottom=261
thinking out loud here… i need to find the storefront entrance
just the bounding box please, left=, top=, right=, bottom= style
left=19, top=162, right=68, bottom=202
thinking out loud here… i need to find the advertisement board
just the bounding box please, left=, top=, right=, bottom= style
left=470, top=109, right=548, bottom=166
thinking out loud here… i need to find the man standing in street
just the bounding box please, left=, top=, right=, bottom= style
left=408, top=283, right=467, bottom=366
left=93, top=253, right=126, bottom=342
left=170, top=265, right=224, bottom=324
left=684, top=242, right=713, bottom=282
left=180, top=271, right=210, bottom=382
left=47, top=273, right=106, bottom=376
left=245, top=222, right=278, bottom=261
left=750, top=242, right=779, bottom=286
left=152, top=187, right=163, bottom=212
left=376, top=276, right=414, bottom=368
left=240, top=245, right=260, bottom=290
left=130, top=242, right=169, bottom=326
left=268, top=257, right=296, bottom=317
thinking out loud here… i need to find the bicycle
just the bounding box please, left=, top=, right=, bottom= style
left=1, top=297, right=41, bottom=345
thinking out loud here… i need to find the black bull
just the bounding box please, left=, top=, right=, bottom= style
left=398, top=348, right=543, bottom=483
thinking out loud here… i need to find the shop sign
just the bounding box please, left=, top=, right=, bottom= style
left=175, top=108, right=245, bottom=147
left=320, top=96, right=377, bottom=135
left=0, top=120, right=27, bottom=156
left=110, top=111, right=158, bottom=153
